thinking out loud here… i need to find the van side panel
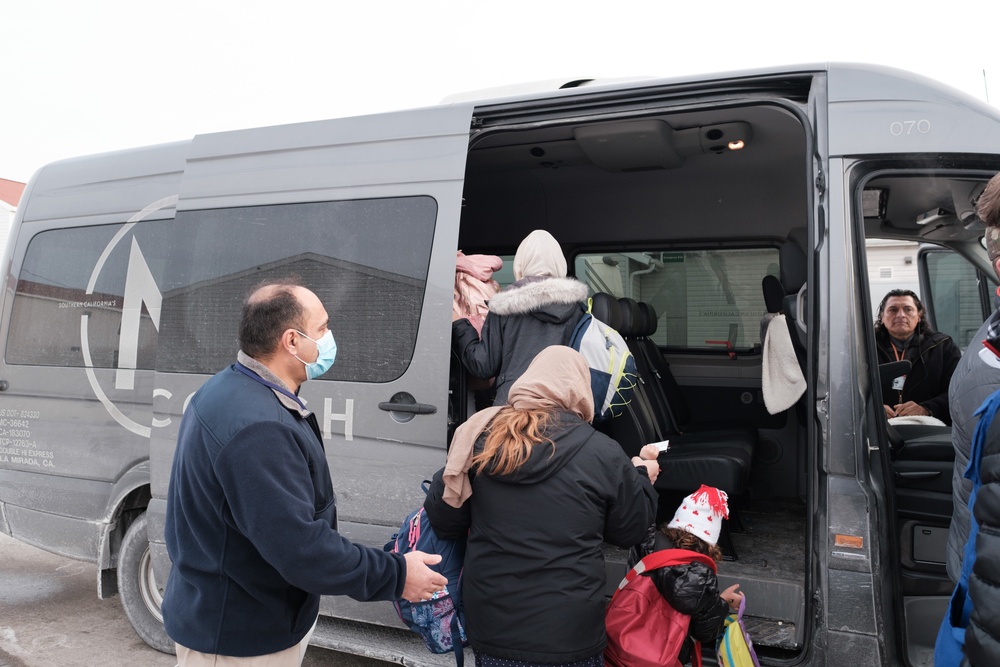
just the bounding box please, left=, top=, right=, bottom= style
left=827, top=65, right=1000, bottom=157
left=0, top=144, right=187, bottom=558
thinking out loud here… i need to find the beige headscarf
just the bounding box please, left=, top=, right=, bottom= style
left=512, top=229, right=568, bottom=281
left=442, top=345, right=594, bottom=507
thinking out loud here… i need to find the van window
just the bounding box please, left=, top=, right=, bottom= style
left=7, top=197, right=437, bottom=383
left=7, top=223, right=160, bottom=369
left=923, top=249, right=988, bottom=349
left=574, top=248, right=778, bottom=350
left=157, top=197, right=437, bottom=381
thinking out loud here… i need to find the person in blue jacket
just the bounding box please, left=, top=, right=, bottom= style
left=162, top=281, right=447, bottom=666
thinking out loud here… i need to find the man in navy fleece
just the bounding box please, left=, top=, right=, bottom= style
left=162, top=281, right=447, bottom=666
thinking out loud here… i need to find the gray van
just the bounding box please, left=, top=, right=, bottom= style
left=2, top=63, right=1000, bottom=667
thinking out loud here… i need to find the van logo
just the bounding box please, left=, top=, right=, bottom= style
left=81, top=196, right=177, bottom=438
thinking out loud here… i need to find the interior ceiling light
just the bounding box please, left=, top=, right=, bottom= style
left=573, top=120, right=753, bottom=172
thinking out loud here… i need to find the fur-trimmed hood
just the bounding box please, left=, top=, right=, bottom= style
left=488, top=276, right=589, bottom=317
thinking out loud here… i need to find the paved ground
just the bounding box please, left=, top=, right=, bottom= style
left=0, top=532, right=382, bottom=667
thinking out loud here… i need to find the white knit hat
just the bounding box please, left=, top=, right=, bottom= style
left=668, top=485, right=730, bottom=546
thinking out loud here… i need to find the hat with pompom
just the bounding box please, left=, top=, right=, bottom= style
left=668, top=484, right=730, bottom=546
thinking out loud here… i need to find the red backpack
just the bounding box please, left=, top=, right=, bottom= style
left=605, top=549, right=718, bottom=667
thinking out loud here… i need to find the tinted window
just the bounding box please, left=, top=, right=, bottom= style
left=924, top=250, right=987, bottom=350
left=8, top=223, right=161, bottom=369
left=7, top=197, right=437, bottom=383
left=575, top=248, right=778, bottom=350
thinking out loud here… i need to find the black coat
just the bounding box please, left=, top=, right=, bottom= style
left=965, top=398, right=1000, bottom=666
left=875, top=328, right=962, bottom=424
left=453, top=276, right=588, bottom=405
left=630, top=526, right=730, bottom=664
left=423, top=412, right=657, bottom=663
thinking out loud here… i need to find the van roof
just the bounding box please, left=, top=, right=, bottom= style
left=444, top=61, right=983, bottom=109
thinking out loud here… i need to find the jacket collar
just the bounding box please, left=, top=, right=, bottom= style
left=487, top=276, right=588, bottom=316
left=236, top=350, right=311, bottom=417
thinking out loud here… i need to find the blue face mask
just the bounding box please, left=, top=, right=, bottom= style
left=294, top=329, right=337, bottom=380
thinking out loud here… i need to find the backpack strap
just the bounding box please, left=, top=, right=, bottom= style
left=614, top=548, right=718, bottom=593
left=451, top=612, right=464, bottom=667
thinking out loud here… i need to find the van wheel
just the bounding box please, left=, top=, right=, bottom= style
left=118, top=512, right=175, bottom=654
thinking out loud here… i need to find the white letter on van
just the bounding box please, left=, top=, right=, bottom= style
left=115, top=237, right=162, bottom=390
left=323, top=398, right=354, bottom=441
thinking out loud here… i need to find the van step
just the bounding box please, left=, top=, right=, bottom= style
left=311, top=616, right=472, bottom=666
left=743, top=615, right=799, bottom=650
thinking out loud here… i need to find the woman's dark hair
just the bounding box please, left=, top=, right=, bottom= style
left=238, top=280, right=304, bottom=359
left=873, top=289, right=929, bottom=335
left=977, top=173, right=1000, bottom=228
left=659, top=526, right=723, bottom=563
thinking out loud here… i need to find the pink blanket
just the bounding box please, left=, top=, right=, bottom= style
left=453, top=251, right=502, bottom=335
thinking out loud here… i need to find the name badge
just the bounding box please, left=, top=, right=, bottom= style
left=891, top=376, right=906, bottom=391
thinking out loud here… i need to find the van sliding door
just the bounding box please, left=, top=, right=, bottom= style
left=147, top=105, right=474, bottom=597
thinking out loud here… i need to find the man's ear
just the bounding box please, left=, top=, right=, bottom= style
left=993, top=255, right=1000, bottom=282
left=279, top=328, right=299, bottom=356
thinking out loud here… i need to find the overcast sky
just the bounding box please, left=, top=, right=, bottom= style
left=4, top=1, right=1000, bottom=184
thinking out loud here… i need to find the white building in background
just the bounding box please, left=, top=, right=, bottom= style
left=0, top=178, right=26, bottom=260
left=865, top=238, right=921, bottom=318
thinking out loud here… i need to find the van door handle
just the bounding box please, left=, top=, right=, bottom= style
left=378, top=402, right=437, bottom=415
left=896, top=470, right=940, bottom=481
left=378, top=392, right=437, bottom=416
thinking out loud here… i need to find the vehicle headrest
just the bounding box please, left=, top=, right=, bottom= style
left=638, top=302, right=658, bottom=336
left=590, top=292, right=621, bottom=329
left=762, top=274, right=784, bottom=313
left=617, top=297, right=640, bottom=338
left=779, top=227, right=808, bottom=294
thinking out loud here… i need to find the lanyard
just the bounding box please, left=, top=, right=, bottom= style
left=889, top=342, right=907, bottom=403
left=234, top=362, right=307, bottom=412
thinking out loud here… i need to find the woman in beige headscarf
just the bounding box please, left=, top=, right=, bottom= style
left=452, top=229, right=589, bottom=405
left=424, top=346, right=658, bottom=667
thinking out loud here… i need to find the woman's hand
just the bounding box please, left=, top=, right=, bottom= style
left=639, top=443, right=660, bottom=461
left=631, top=457, right=660, bottom=484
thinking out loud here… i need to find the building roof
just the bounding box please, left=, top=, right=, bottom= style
left=0, top=178, right=26, bottom=207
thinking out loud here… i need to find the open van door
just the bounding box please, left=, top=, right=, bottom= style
left=141, top=104, right=475, bottom=642
left=856, top=166, right=1000, bottom=667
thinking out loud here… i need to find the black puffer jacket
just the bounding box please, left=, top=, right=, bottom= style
left=964, top=394, right=1000, bottom=666
left=453, top=276, right=588, bottom=405
left=875, top=328, right=962, bottom=424
left=424, top=412, right=657, bottom=663
left=629, top=526, right=729, bottom=664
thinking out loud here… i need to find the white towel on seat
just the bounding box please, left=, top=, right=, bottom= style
left=762, top=314, right=806, bottom=415
left=888, top=415, right=948, bottom=427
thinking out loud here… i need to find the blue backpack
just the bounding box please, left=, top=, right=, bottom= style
left=569, top=304, right=637, bottom=421
left=385, top=500, right=468, bottom=666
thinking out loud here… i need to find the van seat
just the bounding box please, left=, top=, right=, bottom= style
left=760, top=274, right=784, bottom=344
left=598, top=295, right=753, bottom=499
left=778, top=228, right=808, bottom=367
left=634, top=300, right=759, bottom=444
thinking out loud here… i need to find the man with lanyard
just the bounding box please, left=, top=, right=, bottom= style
left=945, top=171, right=1000, bottom=587
left=874, top=288, right=961, bottom=423
left=162, top=281, right=447, bottom=666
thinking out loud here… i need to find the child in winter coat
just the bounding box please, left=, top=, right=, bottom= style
left=631, top=484, right=744, bottom=665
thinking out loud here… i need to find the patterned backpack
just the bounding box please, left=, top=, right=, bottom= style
left=386, top=502, right=468, bottom=666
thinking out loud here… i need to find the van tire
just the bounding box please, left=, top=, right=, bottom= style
left=118, top=512, right=175, bottom=654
